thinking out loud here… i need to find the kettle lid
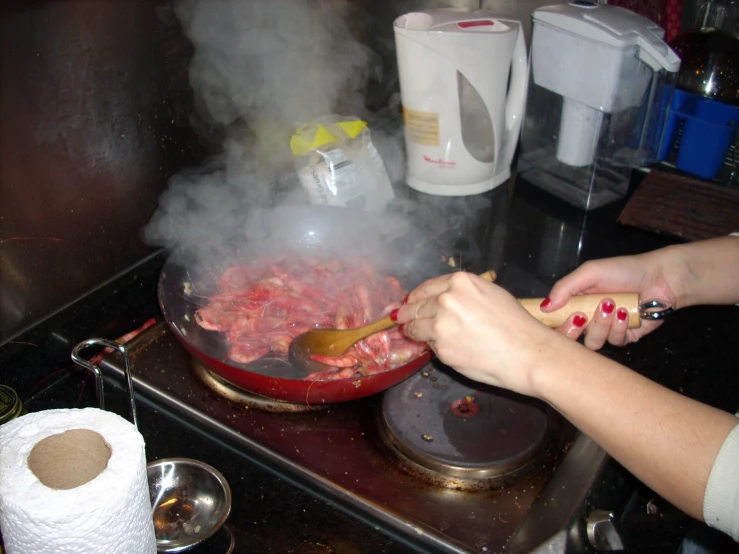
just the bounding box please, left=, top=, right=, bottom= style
left=394, top=8, right=518, bottom=35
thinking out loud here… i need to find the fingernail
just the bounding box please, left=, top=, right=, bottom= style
left=398, top=324, right=405, bottom=334
left=402, top=294, right=409, bottom=304
left=602, top=300, right=615, bottom=315
left=573, top=314, right=587, bottom=327
left=390, top=308, right=399, bottom=322
left=540, top=297, right=551, bottom=309
left=617, top=308, right=628, bottom=322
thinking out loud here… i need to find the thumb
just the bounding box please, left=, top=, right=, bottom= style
left=543, top=267, right=602, bottom=311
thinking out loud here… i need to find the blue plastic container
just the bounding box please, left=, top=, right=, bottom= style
left=658, top=89, right=739, bottom=179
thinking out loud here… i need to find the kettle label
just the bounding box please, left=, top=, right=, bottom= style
left=402, top=106, right=439, bottom=146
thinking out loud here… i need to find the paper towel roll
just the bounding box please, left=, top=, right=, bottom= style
left=0, top=408, right=157, bottom=554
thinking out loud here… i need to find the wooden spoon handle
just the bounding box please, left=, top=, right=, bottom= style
left=358, top=292, right=639, bottom=344
left=479, top=270, right=496, bottom=283
left=359, top=315, right=396, bottom=336
left=518, top=293, right=641, bottom=329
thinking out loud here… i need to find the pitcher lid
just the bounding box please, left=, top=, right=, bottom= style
left=534, top=2, right=680, bottom=71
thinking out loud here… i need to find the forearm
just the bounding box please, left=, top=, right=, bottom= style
left=663, top=236, right=739, bottom=309
left=528, top=332, right=738, bottom=520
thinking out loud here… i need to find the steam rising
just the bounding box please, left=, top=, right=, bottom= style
left=179, top=0, right=374, bottom=131
left=144, top=0, right=396, bottom=264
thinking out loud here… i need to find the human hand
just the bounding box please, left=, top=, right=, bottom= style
left=543, top=249, right=680, bottom=350
left=394, top=272, right=561, bottom=396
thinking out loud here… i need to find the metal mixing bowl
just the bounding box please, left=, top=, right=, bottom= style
left=147, top=458, right=232, bottom=553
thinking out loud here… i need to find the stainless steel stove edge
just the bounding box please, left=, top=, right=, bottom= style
left=506, top=434, right=609, bottom=554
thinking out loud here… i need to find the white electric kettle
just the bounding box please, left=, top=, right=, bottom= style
left=394, top=9, right=528, bottom=196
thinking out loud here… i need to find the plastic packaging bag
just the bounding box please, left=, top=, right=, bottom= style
left=290, top=116, right=395, bottom=212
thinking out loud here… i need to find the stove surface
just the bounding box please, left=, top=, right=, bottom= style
left=100, top=322, right=607, bottom=554
left=380, top=368, right=558, bottom=489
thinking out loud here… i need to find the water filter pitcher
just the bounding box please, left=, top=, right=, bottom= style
left=518, top=2, right=680, bottom=210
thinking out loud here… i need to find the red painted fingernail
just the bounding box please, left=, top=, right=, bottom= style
left=540, top=297, right=551, bottom=309
left=573, top=314, right=587, bottom=327
left=617, top=308, right=628, bottom=322
left=390, top=308, right=399, bottom=322
left=403, top=294, right=409, bottom=304
left=602, top=301, right=615, bottom=314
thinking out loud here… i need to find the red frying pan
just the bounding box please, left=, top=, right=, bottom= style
left=157, top=206, right=451, bottom=404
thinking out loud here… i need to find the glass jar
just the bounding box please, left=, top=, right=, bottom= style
left=670, top=1, right=739, bottom=105
left=0, top=384, right=24, bottom=425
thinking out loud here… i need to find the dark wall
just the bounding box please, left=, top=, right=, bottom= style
left=0, top=1, right=205, bottom=342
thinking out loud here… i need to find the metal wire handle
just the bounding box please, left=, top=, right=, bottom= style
left=71, top=339, right=138, bottom=429
left=639, top=300, right=674, bottom=321
left=222, top=524, right=236, bottom=554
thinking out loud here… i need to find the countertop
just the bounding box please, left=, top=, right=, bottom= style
left=1, top=176, right=738, bottom=553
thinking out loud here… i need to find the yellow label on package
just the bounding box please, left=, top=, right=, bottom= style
left=402, top=106, right=439, bottom=146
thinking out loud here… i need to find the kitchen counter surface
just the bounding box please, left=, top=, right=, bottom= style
left=2, top=176, right=738, bottom=553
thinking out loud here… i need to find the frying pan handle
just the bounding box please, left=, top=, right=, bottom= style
left=518, top=293, right=641, bottom=329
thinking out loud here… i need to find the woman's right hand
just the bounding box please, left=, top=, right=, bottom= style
left=396, top=271, right=558, bottom=396
left=543, top=248, right=682, bottom=350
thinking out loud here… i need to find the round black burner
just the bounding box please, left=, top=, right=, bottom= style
left=191, top=361, right=329, bottom=413
left=379, top=364, right=551, bottom=481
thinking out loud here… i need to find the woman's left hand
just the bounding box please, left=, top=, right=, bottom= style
left=552, top=298, right=631, bottom=349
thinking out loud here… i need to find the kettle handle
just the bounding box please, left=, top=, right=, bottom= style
left=499, top=25, right=528, bottom=168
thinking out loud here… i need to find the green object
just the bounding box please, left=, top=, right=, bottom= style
left=0, top=384, right=23, bottom=425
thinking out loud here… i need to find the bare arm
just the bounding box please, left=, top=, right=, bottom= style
left=544, top=235, right=739, bottom=349
left=547, top=235, right=739, bottom=311
left=538, top=236, right=739, bottom=517
left=667, top=235, right=739, bottom=308
left=528, top=332, right=739, bottom=521
left=397, top=271, right=739, bottom=522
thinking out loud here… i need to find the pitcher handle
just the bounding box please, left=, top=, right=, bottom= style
left=500, top=24, right=528, bottom=168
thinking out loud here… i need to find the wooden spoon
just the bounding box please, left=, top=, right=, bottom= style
left=288, top=271, right=495, bottom=373
left=288, top=270, right=640, bottom=372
